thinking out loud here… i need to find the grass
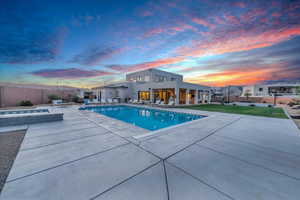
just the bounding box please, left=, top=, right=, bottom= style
left=179, top=104, right=288, bottom=119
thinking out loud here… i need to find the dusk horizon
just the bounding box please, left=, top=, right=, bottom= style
left=1, top=0, right=300, bottom=89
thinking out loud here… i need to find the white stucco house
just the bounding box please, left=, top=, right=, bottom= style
left=92, top=69, right=212, bottom=105
left=241, top=83, right=300, bottom=97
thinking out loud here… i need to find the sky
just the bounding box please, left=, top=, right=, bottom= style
left=0, top=0, right=300, bottom=88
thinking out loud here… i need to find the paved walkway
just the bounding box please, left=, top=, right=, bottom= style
left=1, top=105, right=300, bottom=200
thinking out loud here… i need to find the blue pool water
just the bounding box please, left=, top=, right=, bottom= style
left=80, top=105, right=205, bottom=131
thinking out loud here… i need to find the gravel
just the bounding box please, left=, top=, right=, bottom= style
left=0, top=130, right=26, bottom=194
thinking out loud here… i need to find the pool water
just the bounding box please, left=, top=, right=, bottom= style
left=80, top=105, right=205, bottom=131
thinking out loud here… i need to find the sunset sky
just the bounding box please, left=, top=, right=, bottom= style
left=0, top=0, right=300, bottom=88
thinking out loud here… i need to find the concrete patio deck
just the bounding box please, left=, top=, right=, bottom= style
left=1, top=105, right=300, bottom=200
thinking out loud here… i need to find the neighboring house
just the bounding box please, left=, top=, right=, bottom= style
left=211, top=86, right=243, bottom=97
left=92, top=68, right=212, bottom=105
left=242, top=83, right=300, bottom=97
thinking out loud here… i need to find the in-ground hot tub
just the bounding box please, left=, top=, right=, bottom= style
left=0, top=108, right=63, bottom=127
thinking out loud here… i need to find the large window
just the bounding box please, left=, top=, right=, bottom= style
left=153, top=88, right=175, bottom=103
left=138, top=91, right=150, bottom=100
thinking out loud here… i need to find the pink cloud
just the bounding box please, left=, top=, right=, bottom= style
left=272, top=12, right=281, bottom=17
left=142, top=28, right=165, bottom=38
left=223, top=14, right=240, bottom=25
left=232, top=2, right=246, bottom=8
left=192, top=17, right=216, bottom=29
left=240, top=8, right=266, bottom=22
left=108, top=56, right=185, bottom=73
left=140, top=10, right=153, bottom=17
left=214, top=16, right=226, bottom=24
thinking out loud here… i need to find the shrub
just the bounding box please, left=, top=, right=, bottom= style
left=48, top=94, right=61, bottom=103
left=249, top=104, right=256, bottom=107
left=268, top=105, right=273, bottom=108
left=71, top=95, right=81, bottom=103
left=18, top=100, right=33, bottom=106
left=48, top=94, right=61, bottom=101
left=288, top=102, right=295, bottom=107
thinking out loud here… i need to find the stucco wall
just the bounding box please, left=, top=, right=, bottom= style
left=0, top=86, right=79, bottom=107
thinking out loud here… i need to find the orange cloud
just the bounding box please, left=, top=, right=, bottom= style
left=184, top=63, right=299, bottom=87
left=186, top=69, right=274, bottom=86
left=108, top=56, right=185, bottom=73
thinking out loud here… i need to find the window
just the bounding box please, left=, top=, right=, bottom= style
left=138, top=91, right=150, bottom=100
left=259, top=88, right=263, bottom=92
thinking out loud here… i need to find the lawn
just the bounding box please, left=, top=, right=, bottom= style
left=179, top=104, right=288, bottom=119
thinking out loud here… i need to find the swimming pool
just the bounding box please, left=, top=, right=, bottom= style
left=80, top=105, right=205, bottom=131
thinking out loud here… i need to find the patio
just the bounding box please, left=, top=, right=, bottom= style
left=1, top=105, right=300, bottom=199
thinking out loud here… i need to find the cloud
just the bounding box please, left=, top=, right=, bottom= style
left=192, top=17, right=215, bottom=29
left=0, top=21, right=67, bottom=64
left=69, top=46, right=122, bottom=66
left=32, top=68, right=113, bottom=79
left=175, top=25, right=300, bottom=58
left=185, top=62, right=300, bottom=87
left=232, top=2, right=246, bottom=8
left=142, top=28, right=165, bottom=38
left=107, top=56, right=185, bottom=73
left=240, top=8, right=266, bottom=23
left=140, top=10, right=153, bottom=17
left=0, top=4, right=69, bottom=65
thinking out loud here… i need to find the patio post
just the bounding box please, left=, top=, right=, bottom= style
left=149, top=88, right=153, bottom=103
left=195, top=90, right=199, bottom=104
left=175, top=87, right=179, bottom=105
left=186, top=89, right=190, bottom=105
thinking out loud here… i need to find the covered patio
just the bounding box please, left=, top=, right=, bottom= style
left=138, top=87, right=211, bottom=105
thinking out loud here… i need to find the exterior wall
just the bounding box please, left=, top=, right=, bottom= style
left=0, top=86, right=79, bottom=107
left=126, top=69, right=183, bottom=82
left=214, top=96, right=300, bottom=105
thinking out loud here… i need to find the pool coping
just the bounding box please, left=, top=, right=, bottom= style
left=79, top=103, right=211, bottom=140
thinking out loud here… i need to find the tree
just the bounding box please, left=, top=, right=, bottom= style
left=244, top=90, right=252, bottom=100
left=296, top=86, right=300, bottom=95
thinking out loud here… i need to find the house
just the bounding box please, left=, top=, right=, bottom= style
left=92, top=69, right=212, bottom=105
left=242, top=83, right=300, bottom=97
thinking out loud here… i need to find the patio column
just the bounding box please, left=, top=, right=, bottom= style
left=149, top=88, right=154, bottom=103
left=208, top=90, right=212, bottom=104
left=202, top=91, right=205, bottom=104
left=175, top=87, right=179, bottom=105
left=195, top=90, right=199, bottom=104
left=186, top=89, right=189, bottom=105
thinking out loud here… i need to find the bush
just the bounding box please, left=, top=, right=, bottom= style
left=48, top=94, right=61, bottom=101
left=48, top=94, right=61, bottom=103
left=249, top=104, right=256, bottom=107
left=288, top=102, right=295, bottom=107
left=18, top=100, right=33, bottom=106
left=71, top=95, right=82, bottom=103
